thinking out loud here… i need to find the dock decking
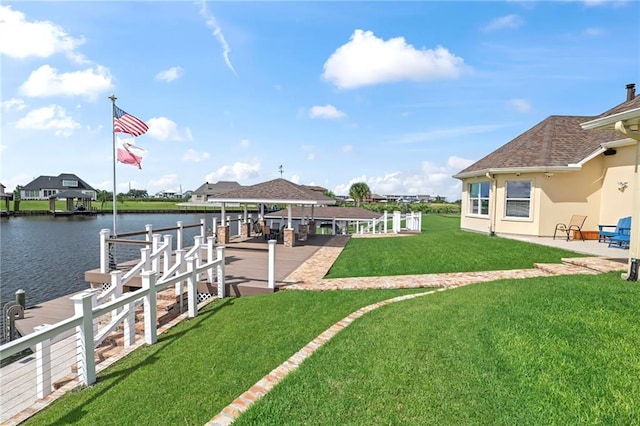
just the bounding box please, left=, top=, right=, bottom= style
left=16, top=235, right=349, bottom=336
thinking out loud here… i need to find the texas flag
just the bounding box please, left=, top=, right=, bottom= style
left=116, top=137, right=146, bottom=169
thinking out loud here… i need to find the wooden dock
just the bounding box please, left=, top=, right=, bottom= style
left=16, top=235, right=348, bottom=336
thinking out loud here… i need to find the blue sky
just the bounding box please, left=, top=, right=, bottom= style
left=1, top=1, right=638, bottom=201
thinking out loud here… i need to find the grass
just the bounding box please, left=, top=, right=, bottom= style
left=24, top=289, right=430, bottom=425
left=236, top=273, right=640, bottom=425
left=327, top=215, right=584, bottom=278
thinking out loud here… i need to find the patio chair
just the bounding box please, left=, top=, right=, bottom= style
left=607, top=217, right=632, bottom=249
left=598, top=216, right=631, bottom=243
left=553, top=215, right=587, bottom=241
left=252, top=220, right=263, bottom=238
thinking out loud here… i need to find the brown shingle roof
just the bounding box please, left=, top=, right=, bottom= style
left=208, top=178, right=335, bottom=204
left=455, top=115, right=620, bottom=177
left=596, top=95, right=640, bottom=118
left=266, top=206, right=381, bottom=221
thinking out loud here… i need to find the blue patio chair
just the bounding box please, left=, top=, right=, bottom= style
left=598, top=216, right=631, bottom=243
left=607, top=217, right=632, bottom=249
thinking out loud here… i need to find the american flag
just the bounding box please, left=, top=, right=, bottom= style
left=114, top=105, right=148, bottom=137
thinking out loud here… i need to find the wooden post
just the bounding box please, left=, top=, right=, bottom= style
left=141, top=271, right=157, bottom=345
left=217, top=246, right=225, bottom=299
left=34, top=324, right=52, bottom=399
left=268, top=240, right=276, bottom=289
left=99, top=229, right=110, bottom=273
left=176, top=221, right=183, bottom=250
left=187, top=257, right=198, bottom=318
left=71, top=291, right=96, bottom=386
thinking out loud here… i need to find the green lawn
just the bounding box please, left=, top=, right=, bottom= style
left=24, top=289, right=429, bottom=425
left=327, top=215, right=584, bottom=278
left=237, top=273, right=640, bottom=425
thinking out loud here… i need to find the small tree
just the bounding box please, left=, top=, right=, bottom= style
left=349, top=182, right=371, bottom=207
left=13, top=185, right=22, bottom=212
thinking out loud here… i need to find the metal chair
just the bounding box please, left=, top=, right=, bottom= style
left=553, top=215, right=587, bottom=241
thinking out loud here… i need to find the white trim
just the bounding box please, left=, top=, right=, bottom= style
left=581, top=107, right=640, bottom=129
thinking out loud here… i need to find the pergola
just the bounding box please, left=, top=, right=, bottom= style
left=202, top=178, right=335, bottom=246
left=49, top=190, right=93, bottom=212
left=582, top=106, right=640, bottom=280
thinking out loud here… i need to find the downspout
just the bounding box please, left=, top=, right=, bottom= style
left=613, top=120, right=640, bottom=281
left=485, top=173, right=497, bottom=236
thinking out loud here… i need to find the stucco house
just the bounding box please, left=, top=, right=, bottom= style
left=21, top=173, right=97, bottom=201
left=454, top=84, right=639, bottom=239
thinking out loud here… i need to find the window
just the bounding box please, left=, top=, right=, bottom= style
left=24, top=190, right=39, bottom=198
left=62, top=179, right=78, bottom=187
left=43, top=189, right=57, bottom=197
left=468, top=182, right=490, bottom=216
left=505, top=181, right=531, bottom=218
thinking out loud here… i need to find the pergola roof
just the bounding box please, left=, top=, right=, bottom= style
left=205, top=178, right=335, bottom=205
left=49, top=190, right=93, bottom=199
left=266, top=206, right=381, bottom=221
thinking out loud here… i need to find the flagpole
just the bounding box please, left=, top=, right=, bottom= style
left=108, top=94, right=118, bottom=237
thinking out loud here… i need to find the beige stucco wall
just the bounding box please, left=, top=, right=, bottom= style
left=458, top=153, right=625, bottom=237
left=598, top=144, right=635, bottom=225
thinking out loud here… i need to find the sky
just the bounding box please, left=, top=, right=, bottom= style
left=1, top=1, right=638, bottom=201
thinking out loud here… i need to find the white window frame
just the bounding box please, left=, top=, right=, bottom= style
left=468, top=181, right=490, bottom=216
left=504, top=180, right=532, bottom=219
left=62, top=179, right=78, bottom=187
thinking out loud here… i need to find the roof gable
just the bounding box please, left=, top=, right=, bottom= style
left=209, top=178, right=334, bottom=203
left=22, top=174, right=95, bottom=191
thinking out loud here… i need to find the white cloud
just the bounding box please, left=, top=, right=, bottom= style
left=148, top=174, right=179, bottom=191
left=155, top=66, right=184, bottom=82
left=391, top=124, right=507, bottom=144
left=147, top=117, right=193, bottom=141
left=0, top=5, right=86, bottom=63
left=19, top=65, right=113, bottom=100
left=0, top=173, right=31, bottom=193
left=509, top=99, right=531, bottom=113
left=332, top=155, right=475, bottom=201
left=583, top=27, right=605, bottom=37
left=205, top=161, right=260, bottom=182
left=307, top=153, right=316, bottom=161
left=183, top=148, right=210, bottom=163
left=1, top=98, right=27, bottom=111
left=583, top=0, right=628, bottom=7
left=290, top=174, right=300, bottom=184
left=322, top=29, right=466, bottom=90
left=197, top=0, right=237, bottom=76
left=309, top=104, right=346, bottom=119
left=239, top=138, right=250, bottom=149
left=341, top=144, right=354, bottom=153
left=15, top=105, right=80, bottom=136
left=482, top=14, right=524, bottom=32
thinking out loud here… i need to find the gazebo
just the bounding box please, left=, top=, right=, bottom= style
left=49, top=190, right=93, bottom=213
left=203, top=178, right=335, bottom=247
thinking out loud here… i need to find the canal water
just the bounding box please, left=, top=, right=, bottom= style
left=0, top=213, right=234, bottom=308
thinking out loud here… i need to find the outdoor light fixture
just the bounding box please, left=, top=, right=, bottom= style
left=603, top=148, right=617, bottom=156
left=618, top=181, right=629, bottom=192
left=544, top=172, right=554, bottom=178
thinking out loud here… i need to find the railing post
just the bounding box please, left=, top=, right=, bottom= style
left=71, top=291, right=96, bottom=386
left=332, top=218, right=336, bottom=235
left=141, top=247, right=151, bottom=271
left=237, top=214, right=242, bottom=237
left=163, top=235, right=173, bottom=273
left=34, top=324, right=52, bottom=399
left=268, top=240, right=276, bottom=289
left=207, top=236, right=215, bottom=284
left=383, top=211, right=388, bottom=234
left=141, top=271, right=157, bottom=345
left=200, top=218, right=206, bottom=239
left=174, top=249, right=186, bottom=313
left=186, top=257, right=198, bottom=318
left=110, top=270, right=123, bottom=321
left=100, top=229, right=110, bottom=273
left=152, top=234, right=162, bottom=272
left=176, top=221, right=184, bottom=250
left=217, top=246, right=225, bottom=299
left=212, top=217, right=218, bottom=243
left=123, top=295, right=136, bottom=348
left=145, top=224, right=153, bottom=242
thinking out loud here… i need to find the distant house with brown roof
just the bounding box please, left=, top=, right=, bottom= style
left=454, top=84, right=639, bottom=238
left=190, top=181, right=242, bottom=203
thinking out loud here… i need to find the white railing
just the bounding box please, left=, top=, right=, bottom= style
left=0, top=246, right=226, bottom=422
